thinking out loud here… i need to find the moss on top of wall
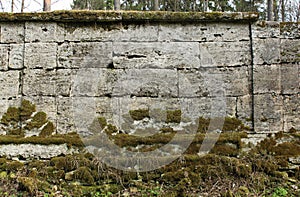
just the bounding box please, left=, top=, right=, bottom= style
left=0, top=10, right=259, bottom=23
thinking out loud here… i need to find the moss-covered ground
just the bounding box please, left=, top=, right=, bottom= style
left=0, top=102, right=299, bottom=196
left=0, top=127, right=299, bottom=196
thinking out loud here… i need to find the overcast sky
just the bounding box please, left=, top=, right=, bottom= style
left=1, top=0, right=73, bottom=12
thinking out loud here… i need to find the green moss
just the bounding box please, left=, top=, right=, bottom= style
left=0, top=107, right=20, bottom=126
left=197, top=117, right=210, bottom=133
left=272, top=142, right=300, bottom=156
left=223, top=117, right=250, bottom=132
left=166, top=110, right=181, bottom=123
left=0, top=132, right=84, bottom=147
left=6, top=161, right=24, bottom=172
left=160, top=127, right=175, bottom=133
left=39, top=122, right=54, bottom=137
left=7, top=128, right=24, bottom=136
left=98, top=117, right=107, bottom=129
left=25, top=112, right=47, bottom=130
left=74, top=166, right=94, bottom=185
left=197, top=117, right=249, bottom=133
left=129, top=109, right=150, bottom=121
left=50, top=157, right=67, bottom=170
left=20, top=100, right=36, bottom=121
left=104, top=123, right=118, bottom=135
left=211, top=144, right=239, bottom=156
left=18, top=177, right=38, bottom=195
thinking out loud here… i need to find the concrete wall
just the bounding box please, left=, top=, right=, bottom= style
left=0, top=11, right=298, bottom=139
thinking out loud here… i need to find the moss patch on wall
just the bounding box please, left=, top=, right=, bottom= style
left=0, top=11, right=259, bottom=23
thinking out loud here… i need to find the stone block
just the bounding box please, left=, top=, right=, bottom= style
left=64, top=23, right=158, bottom=42
left=280, top=39, right=300, bottom=63
left=253, top=64, right=280, bottom=94
left=159, top=23, right=249, bottom=42
left=9, top=44, right=24, bottom=69
left=25, top=22, right=64, bottom=42
left=23, top=69, right=56, bottom=96
left=112, top=42, right=200, bottom=69
left=254, top=94, right=284, bottom=133
left=179, top=66, right=249, bottom=97
left=56, top=97, right=111, bottom=134
left=1, top=23, right=24, bottom=43
left=24, top=43, right=57, bottom=69
left=0, top=44, right=9, bottom=71
left=179, top=97, right=235, bottom=121
left=110, top=69, right=178, bottom=97
left=283, top=94, right=300, bottom=132
left=56, top=97, right=77, bottom=134
left=280, top=64, right=299, bottom=94
left=252, top=21, right=280, bottom=38
left=237, top=95, right=252, bottom=128
left=56, top=69, right=77, bottom=97
left=254, top=64, right=299, bottom=94
left=57, top=42, right=112, bottom=69
left=0, top=144, right=75, bottom=160
left=0, top=71, right=20, bottom=98
left=199, top=41, right=251, bottom=67
left=253, top=38, right=281, bottom=65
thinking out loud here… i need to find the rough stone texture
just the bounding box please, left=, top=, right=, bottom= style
left=0, top=13, right=298, bottom=159
left=280, top=39, right=300, bottom=63
left=0, top=144, right=78, bottom=159
left=283, top=94, right=300, bottom=132
left=0, top=45, right=10, bottom=71
left=252, top=21, right=299, bottom=134
left=24, top=43, right=57, bottom=69
left=253, top=38, right=281, bottom=65
left=57, top=42, right=112, bottom=69
left=23, top=69, right=56, bottom=96
left=254, top=94, right=284, bottom=132
left=199, top=41, right=251, bottom=67
left=158, top=23, right=250, bottom=42
left=237, top=95, right=252, bottom=127
left=252, top=21, right=280, bottom=38
left=0, top=71, right=20, bottom=98
left=64, top=23, right=159, bottom=42
left=25, top=22, right=64, bottom=43
left=253, top=64, right=281, bottom=94
left=0, top=23, right=24, bottom=43
left=112, top=42, right=200, bottom=69
left=179, top=66, right=249, bottom=97
left=109, top=69, right=178, bottom=97
left=9, top=44, right=24, bottom=69
left=280, top=64, right=299, bottom=94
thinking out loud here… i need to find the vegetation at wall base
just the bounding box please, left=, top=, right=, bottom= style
left=0, top=129, right=299, bottom=196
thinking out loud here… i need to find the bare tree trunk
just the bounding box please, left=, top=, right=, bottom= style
left=280, top=0, right=285, bottom=21
left=114, top=0, right=120, bottom=10
left=267, top=0, right=274, bottom=20
left=154, top=0, right=159, bottom=10
left=298, top=2, right=300, bottom=22
left=203, top=0, right=208, bottom=12
left=43, top=0, right=51, bottom=11
left=21, top=0, right=25, bottom=12
left=11, top=0, right=14, bottom=12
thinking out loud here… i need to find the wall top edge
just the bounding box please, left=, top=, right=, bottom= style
left=0, top=10, right=259, bottom=23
